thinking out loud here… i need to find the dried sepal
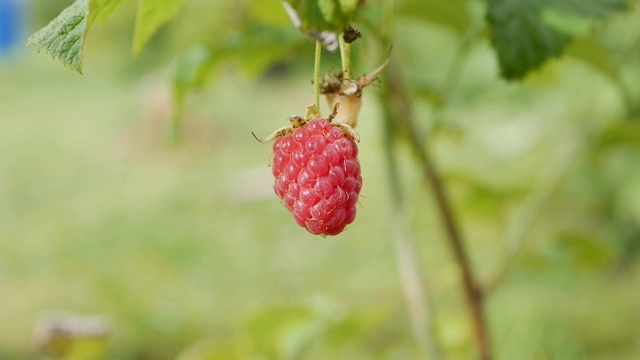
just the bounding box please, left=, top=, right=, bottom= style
left=321, top=58, right=389, bottom=128
left=304, top=103, right=321, bottom=120
left=334, top=123, right=360, bottom=142
left=343, top=24, right=363, bottom=44
left=252, top=126, right=294, bottom=143
left=253, top=102, right=359, bottom=144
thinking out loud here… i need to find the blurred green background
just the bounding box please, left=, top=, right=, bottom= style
left=1, top=0, right=640, bottom=359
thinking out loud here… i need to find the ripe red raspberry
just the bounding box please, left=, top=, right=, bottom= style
left=272, top=118, right=361, bottom=236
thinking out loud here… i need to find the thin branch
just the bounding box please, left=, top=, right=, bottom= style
left=339, top=33, right=351, bottom=79
left=391, top=214, right=442, bottom=360
left=373, top=0, right=491, bottom=357
left=374, top=0, right=441, bottom=357
left=382, top=103, right=442, bottom=360
left=383, top=62, right=492, bottom=360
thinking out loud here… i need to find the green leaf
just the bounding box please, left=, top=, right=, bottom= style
left=170, top=45, right=218, bottom=144
left=597, top=121, right=640, bottom=151
left=398, top=0, right=470, bottom=34
left=567, top=32, right=616, bottom=80
left=170, top=24, right=303, bottom=142
left=553, top=232, right=616, bottom=270
left=173, top=46, right=217, bottom=105
left=247, top=0, right=292, bottom=27
left=133, top=0, right=187, bottom=56
left=228, top=23, right=302, bottom=77
left=546, top=0, right=628, bottom=19
left=285, top=0, right=360, bottom=32
left=28, top=0, right=131, bottom=73
left=487, top=0, right=571, bottom=80
left=27, top=0, right=89, bottom=74
left=88, top=0, right=132, bottom=24
left=487, top=0, right=628, bottom=80
left=541, top=9, right=593, bottom=37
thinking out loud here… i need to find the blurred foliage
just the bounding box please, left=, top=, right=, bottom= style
left=284, top=0, right=362, bottom=32
left=486, top=0, right=628, bottom=79
left=397, top=0, right=471, bottom=35
left=132, top=0, right=186, bottom=56
left=4, top=0, right=640, bottom=359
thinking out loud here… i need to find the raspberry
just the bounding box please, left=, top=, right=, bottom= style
left=272, top=118, right=361, bottom=236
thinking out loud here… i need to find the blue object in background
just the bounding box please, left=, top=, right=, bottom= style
left=0, top=0, right=23, bottom=57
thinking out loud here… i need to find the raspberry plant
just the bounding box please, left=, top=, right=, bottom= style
left=28, top=0, right=640, bottom=359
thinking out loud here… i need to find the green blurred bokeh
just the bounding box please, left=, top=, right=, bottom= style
left=1, top=1, right=640, bottom=359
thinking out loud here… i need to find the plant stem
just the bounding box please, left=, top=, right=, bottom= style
left=381, top=100, right=442, bottom=360
left=374, top=0, right=441, bottom=357
left=374, top=0, right=491, bottom=357
left=314, top=40, right=322, bottom=109
left=339, top=33, right=351, bottom=78
left=384, top=62, right=492, bottom=360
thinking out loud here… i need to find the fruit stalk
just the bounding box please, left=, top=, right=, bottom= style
left=339, top=33, right=351, bottom=79
left=314, top=40, right=322, bottom=109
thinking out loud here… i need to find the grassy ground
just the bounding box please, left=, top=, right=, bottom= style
left=2, top=15, right=640, bottom=359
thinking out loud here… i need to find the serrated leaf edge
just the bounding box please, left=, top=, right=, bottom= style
left=27, top=0, right=89, bottom=74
